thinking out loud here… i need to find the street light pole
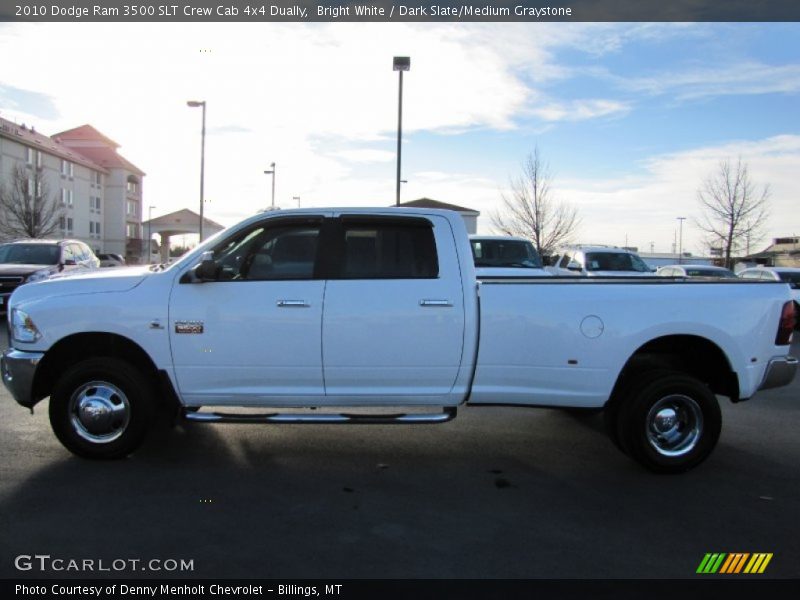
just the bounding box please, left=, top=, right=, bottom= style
left=147, top=205, right=155, bottom=264
left=293, top=196, right=300, bottom=208
left=677, top=217, right=686, bottom=264
left=393, top=56, right=410, bottom=206
left=186, top=100, right=206, bottom=241
left=264, top=162, right=276, bottom=209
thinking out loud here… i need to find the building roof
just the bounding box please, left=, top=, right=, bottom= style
left=0, top=116, right=108, bottom=173
left=53, top=124, right=144, bottom=176
left=396, top=198, right=480, bottom=215
left=52, top=124, right=120, bottom=148
left=60, top=144, right=145, bottom=176
left=142, top=209, right=224, bottom=234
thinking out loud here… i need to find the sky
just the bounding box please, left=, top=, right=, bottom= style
left=0, top=21, right=798, bottom=255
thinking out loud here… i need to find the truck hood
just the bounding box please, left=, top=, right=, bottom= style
left=586, top=270, right=656, bottom=277
left=0, top=263, right=58, bottom=277
left=9, top=266, right=150, bottom=305
left=476, top=267, right=551, bottom=278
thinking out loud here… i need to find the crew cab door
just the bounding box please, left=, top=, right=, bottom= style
left=169, top=215, right=326, bottom=406
left=321, top=214, right=465, bottom=403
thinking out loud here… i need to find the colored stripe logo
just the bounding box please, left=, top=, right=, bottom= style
left=697, top=553, right=773, bottom=574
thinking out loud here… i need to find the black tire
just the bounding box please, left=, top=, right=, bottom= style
left=613, top=370, right=722, bottom=474
left=49, top=357, right=154, bottom=459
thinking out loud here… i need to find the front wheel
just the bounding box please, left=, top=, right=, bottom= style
left=613, top=370, right=721, bottom=473
left=49, top=358, right=154, bottom=459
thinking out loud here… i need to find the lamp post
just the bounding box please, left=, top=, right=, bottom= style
left=264, top=162, right=276, bottom=209
left=292, top=195, right=300, bottom=208
left=393, top=56, right=410, bottom=206
left=677, top=217, right=686, bottom=264
left=186, top=100, right=206, bottom=242
left=147, top=205, right=155, bottom=263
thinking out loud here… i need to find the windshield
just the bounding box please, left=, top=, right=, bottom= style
left=471, top=239, right=543, bottom=268
left=777, top=272, right=800, bottom=288
left=585, top=251, right=650, bottom=273
left=685, top=268, right=737, bottom=278
left=0, top=243, right=60, bottom=265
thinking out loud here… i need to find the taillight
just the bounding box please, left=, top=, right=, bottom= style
left=776, top=301, right=796, bottom=345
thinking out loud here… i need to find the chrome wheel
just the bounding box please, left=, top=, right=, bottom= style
left=645, top=394, right=703, bottom=458
left=68, top=381, right=131, bottom=444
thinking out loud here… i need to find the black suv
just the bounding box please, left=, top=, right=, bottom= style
left=0, top=239, right=100, bottom=312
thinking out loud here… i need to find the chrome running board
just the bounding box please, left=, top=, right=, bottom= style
left=183, top=406, right=457, bottom=425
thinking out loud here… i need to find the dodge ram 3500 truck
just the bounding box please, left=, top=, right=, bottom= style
left=2, top=208, right=797, bottom=472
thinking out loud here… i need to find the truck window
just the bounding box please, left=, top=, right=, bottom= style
left=210, top=220, right=322, bottom=281
left=338, top=220, right=438, bottom=279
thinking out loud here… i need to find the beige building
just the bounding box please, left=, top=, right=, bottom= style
left=0, top=117, right=147, bottom=263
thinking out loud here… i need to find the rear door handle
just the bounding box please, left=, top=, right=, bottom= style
left=277, top=300, right=309, bottom=307
left=419, top=299, right=452, bottom=307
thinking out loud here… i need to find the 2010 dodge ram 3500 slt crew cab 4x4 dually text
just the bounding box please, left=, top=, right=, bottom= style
left=2, top=208, right=797, bottom=472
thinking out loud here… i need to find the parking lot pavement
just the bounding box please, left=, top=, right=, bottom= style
left=1, top=328, right=798, bottom=579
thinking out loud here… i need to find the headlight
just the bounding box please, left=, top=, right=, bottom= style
left=25, top=269, right=51, bottom=284
left=10, top=309, right=41, bottom=343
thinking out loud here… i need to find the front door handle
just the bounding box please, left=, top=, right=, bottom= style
left=277, top=300, right=309, bottom=307
left=419, top=299, right=452, bottom=307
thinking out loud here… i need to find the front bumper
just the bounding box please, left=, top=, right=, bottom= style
left=759, top=355, right=799, bottom=391
left=1, top=348, right=44, bottom=408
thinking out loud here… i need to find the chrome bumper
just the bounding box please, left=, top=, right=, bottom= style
left=1, top=349, right=44, bottom=408
left=759, top=356, right=798, bottom=391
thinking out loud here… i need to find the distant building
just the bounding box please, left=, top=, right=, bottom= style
left=639, top=252, right=714, bottom=269
left=395, top=198, right=480, bottom=234
left=0, top=117, right=147, bottom=263
left=744, top=236, right=800, bottom=268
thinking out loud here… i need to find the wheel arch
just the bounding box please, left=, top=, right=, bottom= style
left=608, top=334, right=739, bottom=406
left=33, top=332, right=179, bottom=412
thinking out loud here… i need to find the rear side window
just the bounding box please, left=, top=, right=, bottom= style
left=337, top=218, right=438, bottom=279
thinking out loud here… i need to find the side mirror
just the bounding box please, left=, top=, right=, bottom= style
left=63, top=259, right=77, bottom=266
left=194, top=251, right=219, bottom=282
left=567, top=260, right=582, bottom=271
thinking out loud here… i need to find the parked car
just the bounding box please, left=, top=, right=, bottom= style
left=469, top=235, right=550, bottom=277
left=547, top=245, right=654, bottom=277
left=0, top=239, right=99, bottom=311
left=739, top=267, right=800, bottom=324
left=97, top=253, right=126, bottom=268
left=656, top=265, right=737, bottom=278
left=2, top=208, right=796, bottom=473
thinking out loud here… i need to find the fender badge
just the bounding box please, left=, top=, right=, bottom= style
left=175, top=321, right=204, bottom=334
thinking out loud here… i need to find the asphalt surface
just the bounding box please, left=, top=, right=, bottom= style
left=0, top=325, right=798, bottom=580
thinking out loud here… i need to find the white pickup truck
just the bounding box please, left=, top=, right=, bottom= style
left=2, top=208, right=797, bottom=472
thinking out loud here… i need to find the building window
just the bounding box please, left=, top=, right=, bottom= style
left=67, top=218, right=73, bottom=233
left=93, top=171, right=103, bottom=186
left=36, top=151, right=42, bottom=169
left=96, top=222, right=101, bottom=236
left=127, top=180, right=138, bottom=194
left=62, top=189, right=73, bottom=207
left=59, top=217, right=66, bottom=232
left=26, top=147, right=34, bottom=165
left=61, top=159, right=74, bottom=177
left=127, top=200, right=138, bottom=216
left=127, top=223, right=139, bottom=238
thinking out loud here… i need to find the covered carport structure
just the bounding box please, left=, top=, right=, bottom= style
left=142, top=209, right=225, bottom=263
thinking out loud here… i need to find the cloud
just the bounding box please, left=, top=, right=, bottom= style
left=554, top=135, right=800, bottom=254
left=529, top=99, right=630, bottom=122
left=0, top=83, right=59, bottom=120
left=619, top=62, right=800, bottom=100
left=336, top=149, right=395, bottom=163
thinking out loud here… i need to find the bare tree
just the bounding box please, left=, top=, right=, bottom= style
left=491, top=147, right=580, bottom=259
left=695, top=157, right=770, bottom=268
left=0, top=164, right=65, bottom=240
